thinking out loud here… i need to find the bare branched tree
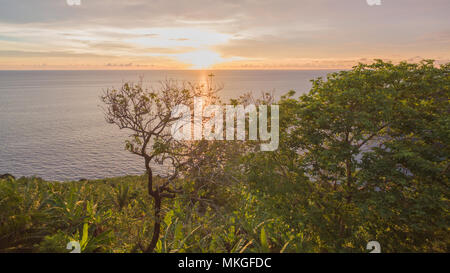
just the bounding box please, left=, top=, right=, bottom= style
left=101, top=78, right=219, bottom=252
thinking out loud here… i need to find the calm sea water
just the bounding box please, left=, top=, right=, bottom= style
left=0, top=70, right=334, bottom=181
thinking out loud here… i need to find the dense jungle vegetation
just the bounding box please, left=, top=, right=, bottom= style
left=1, top=60, right=448, bottom=253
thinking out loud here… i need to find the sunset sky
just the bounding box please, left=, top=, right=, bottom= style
left=0, top=0, right=449, bottom=70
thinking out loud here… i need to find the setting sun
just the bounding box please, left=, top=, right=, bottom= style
left=175, top=50, right=224, bottom=69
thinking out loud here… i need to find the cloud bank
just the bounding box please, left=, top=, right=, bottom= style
left=0, top=0, right=449, bottom=69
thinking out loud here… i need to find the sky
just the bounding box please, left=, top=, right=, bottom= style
left=0, top=0, right=449, bottom=70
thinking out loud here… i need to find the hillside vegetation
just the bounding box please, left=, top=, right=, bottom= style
left=0, top=60, right=448, bottom=253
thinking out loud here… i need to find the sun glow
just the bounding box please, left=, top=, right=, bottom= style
left=175, top=50, right=224, bottom=69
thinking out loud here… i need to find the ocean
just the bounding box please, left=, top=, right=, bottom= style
left=0, top=70, right=334, bottom=181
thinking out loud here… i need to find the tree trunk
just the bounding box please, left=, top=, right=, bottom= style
left=144, top=158, right=162, bottom=253
left=146, top=157, right=153, bottom=196
left=346, top=158, right=353, bottom=203
left=146, top=193, right=161, bottom=253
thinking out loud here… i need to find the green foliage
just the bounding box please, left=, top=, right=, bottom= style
left=244, top=60, right=449, bottom=252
